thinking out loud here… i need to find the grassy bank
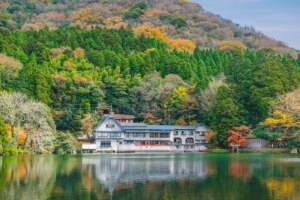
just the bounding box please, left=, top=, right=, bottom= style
left=206, top=149, right=230, bottom=153
left=239, top=148, right=290, bottom=153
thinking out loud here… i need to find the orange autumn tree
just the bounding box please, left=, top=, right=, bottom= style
left=228, top=127, right=249, bottom=147
left=135, top=26, right=195, bottom=51
left=175, top=118, right=188, bottom=126
left=144, top=112, right=162, bottom=124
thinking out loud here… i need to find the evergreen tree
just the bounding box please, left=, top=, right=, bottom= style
left=206, top=86, right=243, bottom=148
left=0, top=115, right=9, bottom=155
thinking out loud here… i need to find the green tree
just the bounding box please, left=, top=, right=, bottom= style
left=206, top=86, right=243, bottom=148
left=0, top=115, right=9, bottom=155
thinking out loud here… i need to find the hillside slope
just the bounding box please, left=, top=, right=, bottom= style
left=0, top=0, right=298, bottom=56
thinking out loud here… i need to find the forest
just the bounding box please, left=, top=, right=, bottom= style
left=0, top=0, right=298, bottom=56
left=0, top=1, right=300, bottom=154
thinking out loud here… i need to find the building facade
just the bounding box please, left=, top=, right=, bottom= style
left=92, top=114, right=209, bottom=153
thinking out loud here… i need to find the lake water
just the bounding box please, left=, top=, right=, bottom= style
left=1, top=153, right=300, bottom=200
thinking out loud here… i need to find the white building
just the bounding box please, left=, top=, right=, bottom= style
left=91, top=114, right=209, bottom=153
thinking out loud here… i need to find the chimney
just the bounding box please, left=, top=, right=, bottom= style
left=101, top=114, right=105, bottom=122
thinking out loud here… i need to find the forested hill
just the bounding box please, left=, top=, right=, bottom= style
left=1, top=1, right=300, bottom=154
left=0, top=0, right=298, bottom=56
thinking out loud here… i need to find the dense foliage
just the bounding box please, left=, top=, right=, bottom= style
left=0, top=24, right=299, bottom=150
left=0, top=0, right=297, bottom=56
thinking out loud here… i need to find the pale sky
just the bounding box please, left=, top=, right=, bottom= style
left=191, top=0, right=300, bottom=50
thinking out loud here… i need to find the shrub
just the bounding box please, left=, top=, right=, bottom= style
left=171, top=17, right=187, bottom=28
left=124, top=2, right=148, bottom=19
left=4, top=146, right=18, bottom=155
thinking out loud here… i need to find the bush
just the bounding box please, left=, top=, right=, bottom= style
left=132, top=2, right=148, bottom=10
left=4, top=146, right=18, bottom=155
left=171, top=17, right=187, bottom=28
left=124, top=2, right=148, bottom=19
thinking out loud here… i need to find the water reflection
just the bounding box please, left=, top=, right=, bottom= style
left=0, top=156, right=56, bottom=200
left=82, top=154, right=209, bottom=194
left=1, top=154, right=300, bottom=200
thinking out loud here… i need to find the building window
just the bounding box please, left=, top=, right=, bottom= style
left=110, top=133, right=121, bottom=137
left=101, top=141, right=111, bottom=147
left=174, top=131, right=178, bottom=135
left=98, top=132, right=108, bottom=137
left=200, top=140, right=207, bottom=144
left=181, top=131, right=186, bottom=135
left=176, top=145, right=180, bottom=149
left=126, top=133, right=130, bottom=137
left=160, top=141, right=170, bottom=146
left=119, top=141, right=123, bottom=145
left=143, top=133, right=146, bottom=137
left=186, top=138, right=194, bottom=143
left=174, top=138, right=182, bottom=144
left=124, top=140, right=134, bottom=144
left=190, top=131, right=194, bottom=135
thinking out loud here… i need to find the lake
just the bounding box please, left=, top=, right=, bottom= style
left=1, top=153, right=300, bottom=200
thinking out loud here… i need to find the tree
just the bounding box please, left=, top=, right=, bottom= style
left=175, top=118, right=187, bottom=126
left=206, top=86, right=244, bottom=148
left=228, top=129, right=248, bottom=147
left=0, top=115, right=9, bottom=155
left=53, top=131, right=77, bottom=154
left=0, top=92, right=55, bottom=153
left=197, top=73, right=226, bottom=114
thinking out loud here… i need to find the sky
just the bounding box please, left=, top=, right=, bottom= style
left=191, top=0, right=300, bottom=50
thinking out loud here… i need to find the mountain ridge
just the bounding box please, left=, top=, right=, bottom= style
left=0, top=0, right=298, bottom=56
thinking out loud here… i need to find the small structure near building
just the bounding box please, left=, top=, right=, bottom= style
left=231, top=144, right=240, bottom=153
left=77, top=137, right=95, bottom=153
left=245, top=138, right=270, bottom=148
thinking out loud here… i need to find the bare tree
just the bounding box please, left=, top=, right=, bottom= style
left=197, top=73, right=226, bottom=113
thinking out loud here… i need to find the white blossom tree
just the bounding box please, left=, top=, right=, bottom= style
left=0, top=92, right=55, bottom=153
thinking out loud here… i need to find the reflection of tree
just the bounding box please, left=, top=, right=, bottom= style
left=0, top=156, right=56, bottom=200
left=228, top=162, right=251, bottom=181
left=262, top=178, right=300, bottom=199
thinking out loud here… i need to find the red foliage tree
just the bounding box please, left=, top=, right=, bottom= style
left=228, top=129, right=248, bottom=147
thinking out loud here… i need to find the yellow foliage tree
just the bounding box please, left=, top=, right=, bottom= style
left=260, top=88, right=300, bottom=142
left=135, top=26, right=195, bottom=51
left=218, top=40, right=247, bottom=52
left=72, top=8, right=103, bottom=23
left=73, top=47, right=85, bottom=57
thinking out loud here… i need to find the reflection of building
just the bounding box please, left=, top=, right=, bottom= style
left=82, top=154, right=209, bottom=193
left=91, top=114, right=209, bottom=153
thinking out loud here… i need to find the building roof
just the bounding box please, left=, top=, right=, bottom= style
left=94, top=115, right=209, bottom=132
left=121, top=123, right=147, bottom=127
left=104, top=114, right=135, bottom=119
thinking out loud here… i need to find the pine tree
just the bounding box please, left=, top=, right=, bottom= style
left=0, top=115, right=9, bottom=155
left=36, top=63, right=53, bottom=105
